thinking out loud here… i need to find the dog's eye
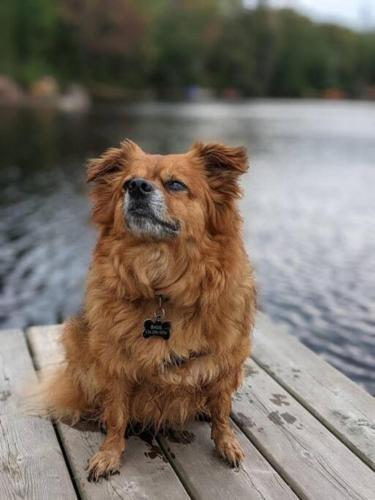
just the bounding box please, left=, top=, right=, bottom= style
left=165, top=180, right=187, bottom=192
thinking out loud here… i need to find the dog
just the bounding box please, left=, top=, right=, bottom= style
left=35, top=139, right=256, bottom=481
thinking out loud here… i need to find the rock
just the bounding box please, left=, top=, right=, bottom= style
left=0, top=75, right=24, bottom=105
left=321, top=88, right=347, bottom=100
left=30, top=76, right=59, bottom=100
left=58, top=84, right=91, bottom=112
left=185, top=85, right=214, bottom=101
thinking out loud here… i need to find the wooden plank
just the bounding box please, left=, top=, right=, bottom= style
left=252, top=314, right=375, bottom=470
left=232, top=358, right=375, bottom=500
left=55, top=422, right=190, bottom=500
left=0, top=329, right=77, bottom=500
left=158, top=420, right=298, bottom=500
left=27, top=325, right=190, bottom=500
left=27, top=325, right=65, bottom=369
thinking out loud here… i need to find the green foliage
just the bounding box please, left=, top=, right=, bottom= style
left=150, top=2, right=220, bottom=92
left=0, top=0, right=375, bottom=97
left=0, top=0, right=59, bottom=85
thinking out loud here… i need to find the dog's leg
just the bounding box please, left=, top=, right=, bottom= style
left=207, top=380, right=244, bottom=467
left=87, top=381, right=131, bottom=482
left=195, top=409, right=211, bottom=422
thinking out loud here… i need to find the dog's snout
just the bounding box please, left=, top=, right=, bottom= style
left=126, top=178, right=154, bottom=196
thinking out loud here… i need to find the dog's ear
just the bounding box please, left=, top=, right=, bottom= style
left=86, top=139, right=142, bottom=183
left=87, top=139, right=143, bottom=226
left=192, top=142, right=248, bottom=200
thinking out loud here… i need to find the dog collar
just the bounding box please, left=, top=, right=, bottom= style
left=143, top=294, right=171, bottom=340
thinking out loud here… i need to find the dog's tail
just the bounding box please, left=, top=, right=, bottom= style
left=20, top=365, right=88, bottom=424
left=21, top=315, right=95, bottom=423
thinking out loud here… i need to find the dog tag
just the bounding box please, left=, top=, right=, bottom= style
left=143, top=319, right=171, bottom=340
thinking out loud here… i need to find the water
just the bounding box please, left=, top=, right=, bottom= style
left=0, top=100, right=374, bottom=394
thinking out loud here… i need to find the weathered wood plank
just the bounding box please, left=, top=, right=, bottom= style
left=232, top=358, right=375, bottom=500
left=0, top=329, right=77, bottom=500
left=252, top=314, right=375, bottom=470
left=56, top=422, right=190, bottom=500
left=27, top=325, right=190, bottom=500
left=27, top=325, right=65, bottom=369
left=158, top=420, right=298, bottom=500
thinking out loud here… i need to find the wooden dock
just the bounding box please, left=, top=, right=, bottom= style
left=1, top=314, right=375, bottom=499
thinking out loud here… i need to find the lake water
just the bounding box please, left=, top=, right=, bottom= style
left=0, top=100, right=374, bottom=394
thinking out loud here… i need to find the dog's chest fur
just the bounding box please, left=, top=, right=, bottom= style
left=85, top=233, right=251, bottom=389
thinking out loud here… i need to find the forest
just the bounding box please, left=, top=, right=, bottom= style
left=1, top=0, right=375, bottom=98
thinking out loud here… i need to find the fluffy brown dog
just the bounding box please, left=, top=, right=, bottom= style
left=38, top=139, right=256, bottom=481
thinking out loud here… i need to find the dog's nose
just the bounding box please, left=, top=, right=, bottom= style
left=126, top=178, right=154, bottom=196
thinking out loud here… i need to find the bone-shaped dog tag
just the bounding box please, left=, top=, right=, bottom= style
left=143, top=319, right=171, bottom=340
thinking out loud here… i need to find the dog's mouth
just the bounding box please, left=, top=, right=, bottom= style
left=128, top=206, right=180, bottom=233
left=124, top=194, right=180, bottom=239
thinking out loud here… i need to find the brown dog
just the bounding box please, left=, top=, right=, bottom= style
left=37, top=139, right=256, bottom=481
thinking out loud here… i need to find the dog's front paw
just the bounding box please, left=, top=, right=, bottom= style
left=87, top=450, right=121, bottom=482
left=215, top=435, right=245, bottom=468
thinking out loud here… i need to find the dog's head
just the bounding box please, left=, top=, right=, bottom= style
left=87, top=139, right=248, bottom=241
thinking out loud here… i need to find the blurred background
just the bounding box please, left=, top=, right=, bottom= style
left=0, top=1, right=374, bottom=393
